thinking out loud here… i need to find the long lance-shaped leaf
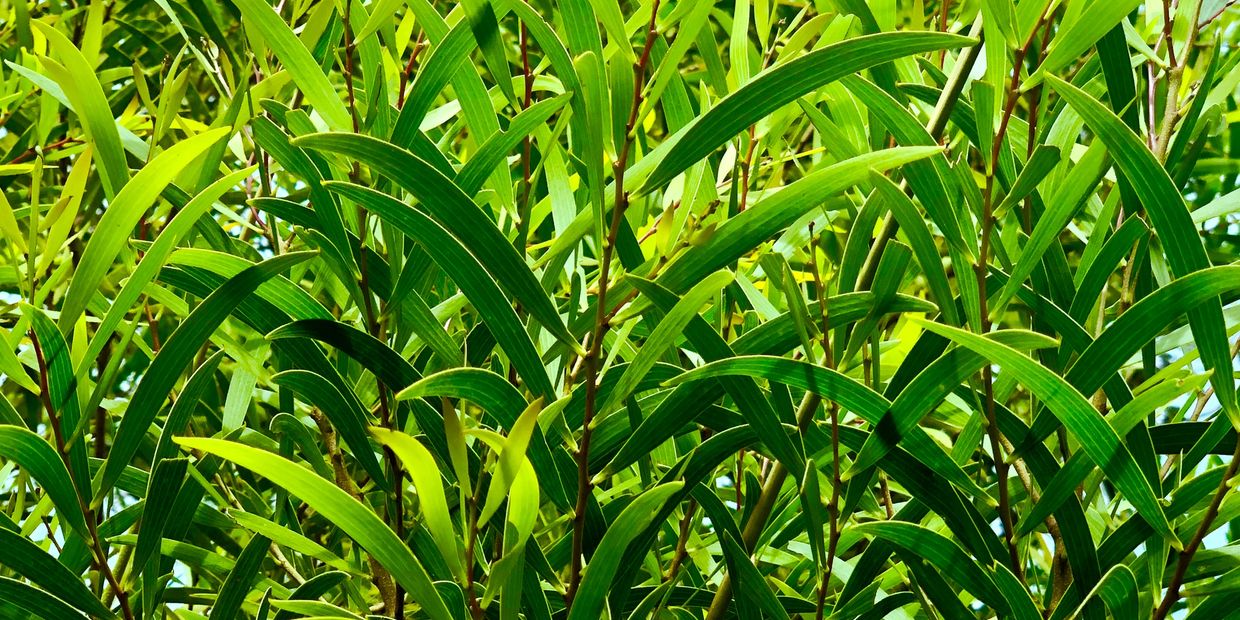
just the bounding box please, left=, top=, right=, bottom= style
left=57, top=128, right=231, bottom=333
left=649, top=146, right=942, bottom=299
left=130, top=456, right=188, bottom=586
left=30, top=22, right=128, bottom=198
left=847, top=330, right=1059, bottom=476
left=1031, top=266, right=1240, bottom=441
left=851, top=521, right=1008, bottom=614
left=176, top=437, right=452, bottom=620
left=321, top=181, right=554, bottom=398
left=843, top=76, right=967, bottom=259
left=0, top=519, right=111, bottom=618
left=1025, top=0, right=1144, bottom=88
left=637, top=31, right=974, bottom=193
left=613, top=276, right=800, bottom=482
left=229, top=510, right=356, bottom=574
left=454, top=93, right=572, bottom=194
left=397, top=368, right=526, bottom=427
left=369, top=428, right=462, bottom=579
left=985, top=135, right=1105, bottom=305
left=210, top=532, right=271, bottom=620
left=0, top=576, right=90, bottom=620
left=389, top=21, right=477, bottom=147
left=294, top=133, right=580, bottom=355
left=395, top=366, right=568, bottom=510
left=478, top=399, right=543, bottom=525
left=1047, top=75, right=1237, bottom=423
left=0, top=425, right=90, bottom=542
left=1068, top=565, right=1140, bottom=620
left=719, top=532, right=792, bottom=620
left=1018, top=374, right=1206, bottom=535
left=916, top=320, right=1177, bottom=544
left=665, top=355, right=990, bottom=501
left=232, top=0, right=351, bottom=130
left=93, top=251, right=317, bottom=503
left=76, top=167, right=256, bottom=379
left=25, top=308, right=90, bottom=504
left=601, top=292, right=936, bottom=476
left=271, top=369, right=389, bottom=490
left=869, top=172, right=959, bottom=324
left=600, top=271, right=735, bottom=419
left=267, top=319, right=421, bottom=389
left=566, top=482, right=683, bottom=620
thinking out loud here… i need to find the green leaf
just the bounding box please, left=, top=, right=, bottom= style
left=320, top=181, right=553, bottom=398
left=57, top=128, right=232, bottom=333
left=271, top=369, right=390, bottom=491
left=665, top=354, right=989, bottom=500
left=566, top=482, right=683, bottom=620
left=719, top=532, right=792, bottom=620
left=175, top=437, right=453, bottom=620
left=916, top=320, right=1178, bottom=544
left=479, top=398, right=543, bottom=525
left=1047, top=74, right=1237, bottom=423
left=397, top=368, right=525, bottom=426
left=232, top=0, right=351, bottom=130
left=30, top=21, right=128, bottom=198
left=77, top=167, right=257, bottom=377
left=369, top=427, right=462, bottom=579
left=131, top=457, right=188, bottom=585
left=212, top=533, right=271, bottom=620
left=1018, top=374, right=1206, bottom=535
left=0, top=527, right=114, bottom=619
left=0, top=576, right=91, bottom=620
left=229, top=510, right=357, bottom=574
left=603, top=270, right=735, bottom=418
left=995, top=145, right=1061, bottom=216
left=294, top=133, right=580, bottom=356
left=638, top=32, right=974, bottom=193
left=1068, top=565, right=1139, bottom=620
left=93, top=251, right=317, bottom=503
left=1027, top=0, right=1144, bottom=88
left=0, top=425, right=90, bottom=542
left=650, top=147, right=943, bottom=299
left=851, top=521, right=1008, bottom=614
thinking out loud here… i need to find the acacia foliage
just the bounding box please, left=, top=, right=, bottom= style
left=0, top=0, right=1238, bottom=619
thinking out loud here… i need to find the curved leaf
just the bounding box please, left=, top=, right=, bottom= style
left=175, top=437, right=452, bottom=620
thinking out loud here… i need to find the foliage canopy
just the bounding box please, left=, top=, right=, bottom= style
left=0, top=0, right=1238, bottom=619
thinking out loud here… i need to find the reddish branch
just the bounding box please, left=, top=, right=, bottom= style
left=566, top=0, right=662, bottom=607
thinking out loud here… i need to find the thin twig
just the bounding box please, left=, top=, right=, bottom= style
left=565, top=1, right=662, bottom=607
left=31, top=331, right=135, bottom=620
left=1153, top=440, right=1240, bottom=620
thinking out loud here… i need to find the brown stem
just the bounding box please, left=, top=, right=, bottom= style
left=565, top=1, right=661, bottom=606
left=664, top=499, right=698, bottom=581
left=517, top=23, right=536, bottom=253
left=32, top=331, right=134, bottom=620
left=1153, top=440, right=1240, bottom=620
left=311, top=409, right=396, bottom=613
left=975, top=5, right=1057, bottom=579
left=738, top=126, right=757, bottom=212
left=706, top=28, right=984, bottom=620
left=93, top=340, right=112, bottom=459
left=341, top=0, right=360, bottom=134
left=809, top=229, right=842, bottom=619
left=938, top=0, right=954, bottom=67
left=9, top=136, right=82, bottom=164
left=396, top=33, right=426, bottom=109
left=978, top=63, right=1025, bottom=582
